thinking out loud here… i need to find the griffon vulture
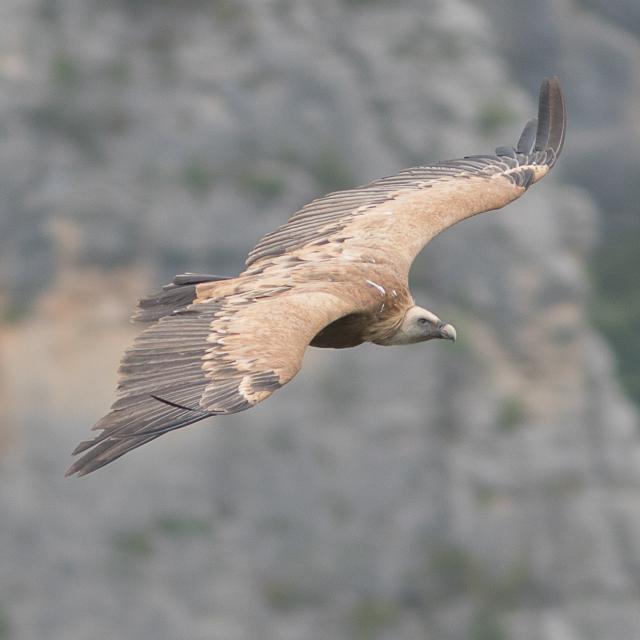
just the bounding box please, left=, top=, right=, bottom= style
left=67, top=77, right=565, bottom=476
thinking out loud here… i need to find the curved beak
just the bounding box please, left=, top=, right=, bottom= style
left=439, top=323, right=457, bottom=342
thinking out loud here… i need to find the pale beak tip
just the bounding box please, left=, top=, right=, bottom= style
left=440, top=323, right=457, bottom=342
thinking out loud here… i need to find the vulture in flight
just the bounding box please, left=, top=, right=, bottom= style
left=67, top=77, right=565, bottom=476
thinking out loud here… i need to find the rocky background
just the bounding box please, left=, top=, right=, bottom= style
left=1, top=1, right=639, bottom=639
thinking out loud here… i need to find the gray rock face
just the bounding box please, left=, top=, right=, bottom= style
left=0, top=1, right=638, bottom=639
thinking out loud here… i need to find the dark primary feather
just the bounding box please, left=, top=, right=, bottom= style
left=133, top=273, right=230, bottom=323
left=534, top=76, right=566, bottom=164
left=66, top=307, right=219, bottom=476
left=516, top=118, right=538, bottom=154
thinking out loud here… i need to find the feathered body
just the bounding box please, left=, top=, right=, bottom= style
left=67, top=78, right=566, bottom=476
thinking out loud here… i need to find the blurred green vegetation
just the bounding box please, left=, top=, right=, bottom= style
left=112, top=529, right=154, bottom=558
left=182, top=159, right=217, bottom=197
left=212, top=0, right=246, bottom=23
left=426, top=543, right=536, bottom=609
left=0, top=299, right=30, bottom=325
left=312, top=147, right=356, bottom=193
left=470, top=606, right=507, bottom=640
left=257, top=542, right=526, bottom=637
left=153, top=515, right=212, bottom=537
left=429, top=543, right=481, bottom=597
left=51, top=52, right=81, bottom=88
left=112, top=514, right=213, bottom=557
left=590, top=231, right=640, bottom=409
left=543, top=473, right=584, bottom=499
left=238, top=170, right=286, bottom=201
left=349, top=598, right=399, bottom=640
left=266, top=427, right=297, bottom=452
left=29, top=103, right=102, bottom=154
left=421, top=544, right=538, bottom=638
left=496, top=397, right=526, bottom=433
left=475, top=485, right=501, bottom=509
left=477, top=101, right=518, bottom=136
left=261, top=579, right=325, bottom=612
left=105, top=59, right=131, bottom=85
left=29, top=53, right=131, bottom=155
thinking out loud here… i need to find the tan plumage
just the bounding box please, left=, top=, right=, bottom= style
left=67, top=77, right=566, bottom=476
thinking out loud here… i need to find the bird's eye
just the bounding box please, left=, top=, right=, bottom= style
left=417, top=317, right=429, bottom=326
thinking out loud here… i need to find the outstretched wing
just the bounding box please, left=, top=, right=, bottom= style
left=66, top=280, right=380, bottom=476
left=245, top=77, right=565, bottom=274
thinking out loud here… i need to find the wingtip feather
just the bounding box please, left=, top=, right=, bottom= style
left=516, top=118, right=538, bottom=154
left=533, top=76, right=566, bottom=163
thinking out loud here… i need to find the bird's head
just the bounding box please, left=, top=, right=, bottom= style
left=383, top=306, right=457, bottom=345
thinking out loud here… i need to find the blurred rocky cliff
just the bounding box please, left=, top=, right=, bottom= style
left=1, top=1, right=639, bottom=639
